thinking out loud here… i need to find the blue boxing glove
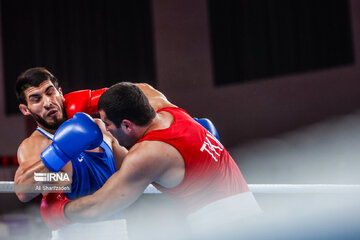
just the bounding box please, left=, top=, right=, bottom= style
left=41, top=112, right=103, bottom=172
left=193, top=118, right=220, bottom=140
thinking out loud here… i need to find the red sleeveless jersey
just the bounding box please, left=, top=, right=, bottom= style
left=137, top=107, right=249, bottom=213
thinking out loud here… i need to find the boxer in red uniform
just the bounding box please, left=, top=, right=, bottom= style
left=28, top=70, right=222, bottom=231
left=44, top=82, right=261, bottom=232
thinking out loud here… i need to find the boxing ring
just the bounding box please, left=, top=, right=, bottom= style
left=1, top=181, right=360, bottom=194
left=1, top=181, right=360, bottom=240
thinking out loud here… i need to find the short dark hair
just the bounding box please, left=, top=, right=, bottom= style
left=98, top=82, right=156, bottom=127
left=15, top=67, right=60, bottom=105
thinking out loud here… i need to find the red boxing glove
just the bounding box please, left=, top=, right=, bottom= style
left=40, top=193, right=71, bottom=230
left=64, top=88, right=108, bottom=119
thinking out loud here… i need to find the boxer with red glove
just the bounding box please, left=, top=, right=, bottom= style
left=64, top=88, right=107, bottom=119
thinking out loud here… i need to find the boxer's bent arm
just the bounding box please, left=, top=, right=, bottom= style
left=14, top=163, right=47, bottom=202
left=64, top=142, right=168, bottom=221
left=135, top=83, right=177, bottom=111
left=15, top=135, right=71, bottom=202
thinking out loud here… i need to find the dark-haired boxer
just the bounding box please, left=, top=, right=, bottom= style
left=46, top=82, right=261, bottom=233
left=14, top=67, right=127, bottom=229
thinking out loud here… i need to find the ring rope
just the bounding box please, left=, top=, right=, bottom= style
left=2, top=181, right=360, bottom=194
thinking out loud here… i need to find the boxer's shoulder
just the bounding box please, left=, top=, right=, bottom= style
left=27, top=130, right=52, bottom=148
left=17, top=131, right=52, bottom=164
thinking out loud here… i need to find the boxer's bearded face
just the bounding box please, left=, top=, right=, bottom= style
left=21, top=80, right=67, bottom=131
left=30, top=106, right=67, bottom=130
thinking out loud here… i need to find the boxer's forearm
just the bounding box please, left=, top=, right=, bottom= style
left=64, top=195, right=103, bottom=222
left=65, top=152, right=153, bottom=222
left=135, top=83, right=177, bottom=111
left=16, top=192, right=40, bottom=203
left=64, top=185, right=117, bottom=222
left=15, top=161, right=51, bottom=185
left=15, top=161, right=53, bottom=202
left=15, top=159, right=72, bottom=202
left=64, top=176, right=143, bottom=222
left=64, top=190, right=135, bottom=222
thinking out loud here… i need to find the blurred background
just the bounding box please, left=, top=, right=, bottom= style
left=0, top=0, right=360, bottom=239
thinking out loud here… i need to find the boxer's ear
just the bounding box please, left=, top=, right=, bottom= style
left=19, top=104, right=31, bottom=116
left=120, top=119, right=135, bottom=135
left=121, top=120, right=133, bottom=133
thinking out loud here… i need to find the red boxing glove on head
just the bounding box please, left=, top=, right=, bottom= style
left=40, top=193, right=71, bottom=230
left=64, top=88, right=108, bottom=119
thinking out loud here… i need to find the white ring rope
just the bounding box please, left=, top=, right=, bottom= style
left=0, top=181, right=16, bottom=193
left=144, top=184, right=360, bottom=194
left=248, top=184, right=360, bottom=194
left=1, top=181, right=360, bottom=194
